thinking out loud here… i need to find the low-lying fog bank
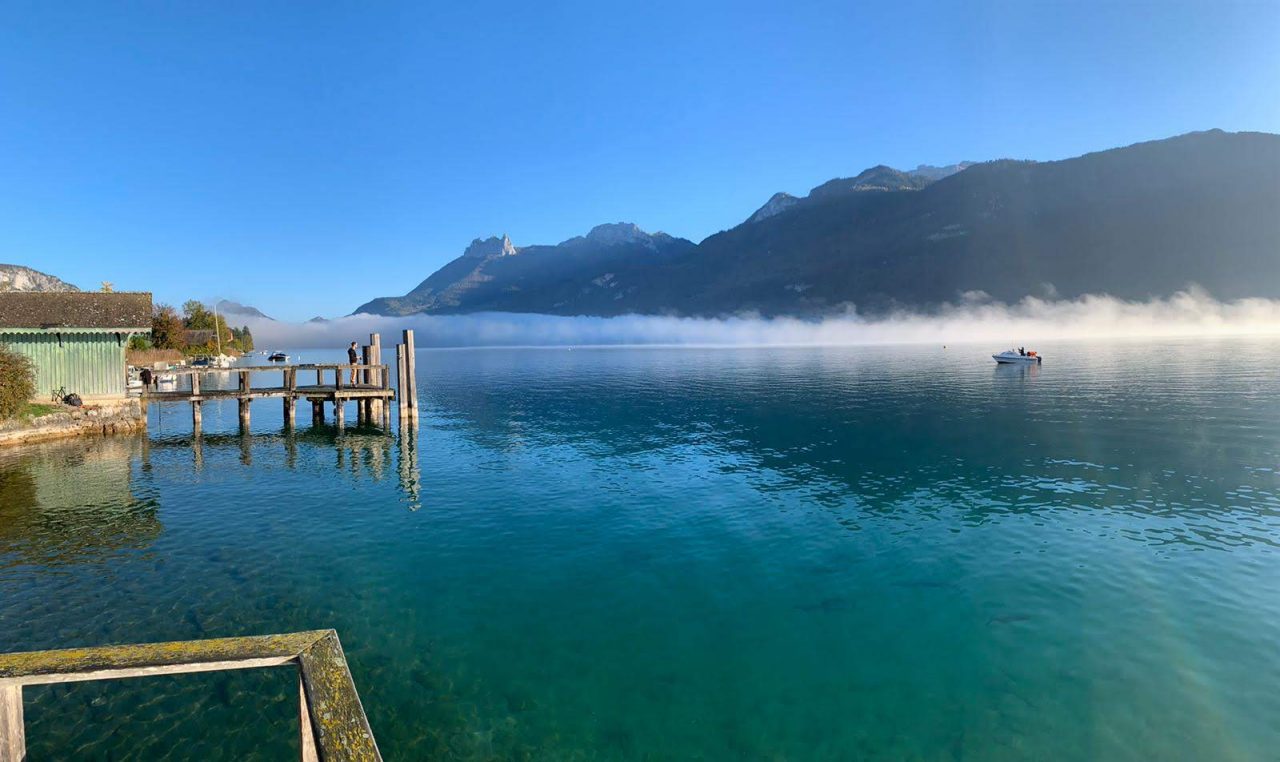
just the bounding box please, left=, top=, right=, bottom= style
left=245, top=289, right=1280, bottom=349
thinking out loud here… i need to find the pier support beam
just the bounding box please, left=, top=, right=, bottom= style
left=238, top=399, right=251, bottom=432
left=191, top=373, right=202, bottom=433
left=402, top=329, right=418, bottom=420
left=370, top=333, right=383, bottom=422
left=334, top=401, right=346, bottom=428
left=0, top=684, right=24, bottom=762
left=312, top=400, right=323, bottom=426
left=396, top=344, right=408, bottom=424
left=360, top=345, right=373, bottom=425
left=283, top=369, right=297, bottom=428
left=299, top=672, right=319, bottom=762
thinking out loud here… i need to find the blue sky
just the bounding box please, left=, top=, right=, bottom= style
left=1, top=1, right=1277, bottom=321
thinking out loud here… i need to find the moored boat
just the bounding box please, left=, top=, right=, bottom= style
left=993, top=349, right=1042, bottom=364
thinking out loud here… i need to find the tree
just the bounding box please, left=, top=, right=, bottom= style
left=100, top=281, right=114, bottom=293
left=0, top=343, right=35, bottom=418
left=182, top=300, right=232, bottom=351
left=229, top=325, right=254, bottom=352
left=151, top=304, right=187, bottom=351
left=182, top=300, right=213, bottom=329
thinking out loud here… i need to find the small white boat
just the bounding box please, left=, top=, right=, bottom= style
left=993, top=349, right=1042, bottom=364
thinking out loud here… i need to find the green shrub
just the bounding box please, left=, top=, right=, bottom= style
left=0, top=343, right=36, bottom=419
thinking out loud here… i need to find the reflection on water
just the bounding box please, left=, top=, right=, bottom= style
left=0, top=437, right=160, bottom=568
left=1, top=339, right=1278, bottom=760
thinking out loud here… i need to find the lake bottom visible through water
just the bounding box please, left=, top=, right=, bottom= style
left=1, top=339, right=1279, bottom=760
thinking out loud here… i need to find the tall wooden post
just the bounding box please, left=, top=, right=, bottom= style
left=283, top=369, right=297, bottom=427
left=334, top=400, right=346, bottom=428
left=237, top=370, right=251, bottom=431
left=370, top=333, right=383, bottom=421
left=191, top=372, right=202, bottom=432
left=402, top=329, right=418, bottom=419
left=360, top=346, right=373, bottom=425
left=312, top=400, right=323, bottom=426
left=380, top=359, right=391, bottom=429
left=396, top=344, right=408, bottom=422
left=0, top=683, right=24, bottom=762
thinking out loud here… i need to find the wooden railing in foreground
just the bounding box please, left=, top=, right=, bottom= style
left=0, top=629, right=380, bottom=761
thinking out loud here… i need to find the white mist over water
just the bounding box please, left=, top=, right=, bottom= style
left=244, top=289, right=1280, bottom=349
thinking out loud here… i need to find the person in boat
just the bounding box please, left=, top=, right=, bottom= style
left=1019, top=346, right=1025, bottom=356
left=347, top=341, right=360, bottom=384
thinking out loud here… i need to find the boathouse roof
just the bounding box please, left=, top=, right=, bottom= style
left=0, top=292, right=152, bottom=332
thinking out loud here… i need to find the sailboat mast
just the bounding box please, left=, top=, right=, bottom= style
left=213, top=300, right=222, bottom=356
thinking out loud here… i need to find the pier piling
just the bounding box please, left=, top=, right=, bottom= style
left=400, top=329, right=418, bottom=421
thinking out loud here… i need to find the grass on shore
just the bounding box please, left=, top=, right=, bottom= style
left=18, top=402, right=62, bottom=420
left=0, top=402, right=64, bottom=425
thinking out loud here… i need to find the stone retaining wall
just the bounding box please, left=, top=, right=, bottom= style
left=0, top=398, right=146, bottom=448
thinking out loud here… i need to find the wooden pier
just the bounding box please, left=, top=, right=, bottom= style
left=0, top=629, right=381, bottom=761
left=141, top=331, right=420, bottom=432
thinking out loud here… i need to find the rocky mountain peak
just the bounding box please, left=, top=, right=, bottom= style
left=463, top=234, right=517, bottom=259
left=558, top=222, right=664, bottom=249
left=0, top=264, right=79, bottom=292
left=749, top=192, right=800, bottom=223
left=806, top=166, right=926, bottom=200
left=585, top=222, right=649, bottom=246
left=908, top=162, right=975, bottom=182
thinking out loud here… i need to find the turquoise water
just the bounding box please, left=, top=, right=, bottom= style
left=2, top=339, right=1279, bottom=760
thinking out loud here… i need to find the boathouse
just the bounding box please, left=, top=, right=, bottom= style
left=0, top=292, right=152, bottom=400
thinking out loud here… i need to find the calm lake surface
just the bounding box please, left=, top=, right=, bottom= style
left=2, top=339, right=1279, bottom=760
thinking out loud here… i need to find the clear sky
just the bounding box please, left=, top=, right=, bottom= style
left=1, top=0, right=1277, bottom=321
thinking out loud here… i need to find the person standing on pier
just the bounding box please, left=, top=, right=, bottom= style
left=347, top=341, right=359, bottom=384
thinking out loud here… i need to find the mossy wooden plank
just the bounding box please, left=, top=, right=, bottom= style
left=298, top=632, right=381, bottom=762
left=0, top=631, right=326, bottom=682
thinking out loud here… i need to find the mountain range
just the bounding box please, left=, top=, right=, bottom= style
left=0, top=264, right=78, bottom=293
left=355, top=130, right=1280, bottom=318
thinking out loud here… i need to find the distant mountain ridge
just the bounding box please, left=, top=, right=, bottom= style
left=0, top=265, right=78, bottom=293
left=353, top=129, right=1280, bottom=317
left=354, top=223, right=696, bottom=316
left=216, top=300, right=273, bottom=321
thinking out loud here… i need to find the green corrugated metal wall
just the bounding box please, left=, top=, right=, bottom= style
left=1, top=331, right=128, bottom=399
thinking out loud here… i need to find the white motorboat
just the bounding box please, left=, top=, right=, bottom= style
left=993, top=349, right=1042, bottom=364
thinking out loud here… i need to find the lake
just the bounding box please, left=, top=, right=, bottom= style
left=2, top=339, right=1279, bottom=760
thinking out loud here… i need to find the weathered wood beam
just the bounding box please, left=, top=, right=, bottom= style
left=284, top=370, right=297, bottom=427
left=0, top=684, right=22, bottom=762
left=0, top=632, right=327, bottom=685
left=297, top=632, right=382, bottom=762
left=300, top=671, right=320, bottom=762
left=402, top=330, right=417, bottom=418
left=396, top=344, right=408, bottom=421
left=369, top=334, right=382, bottom=421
